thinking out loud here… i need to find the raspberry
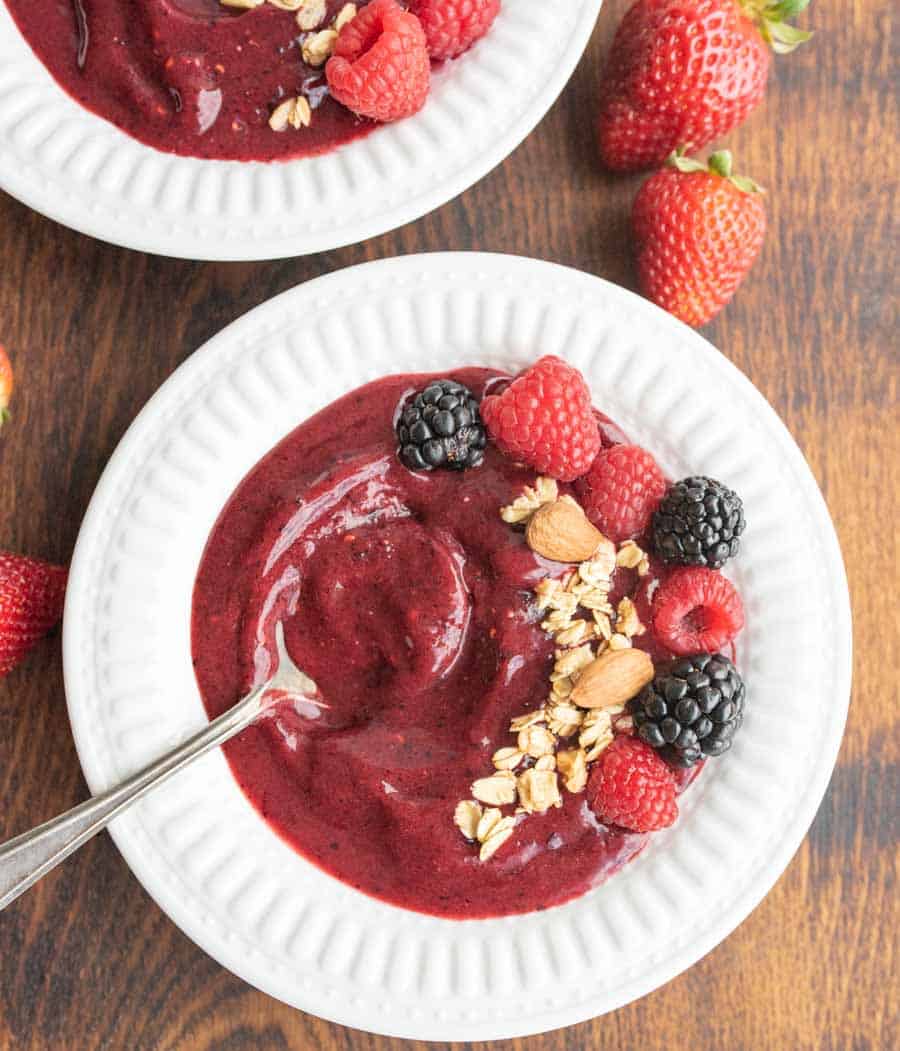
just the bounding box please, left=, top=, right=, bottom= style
left=480, top=356, right=601, bottom=482
left=326, top=0, right=431, bottom=123
left=587, top=736, right=678, bottom=832
left=652, top=566, right=744, bottom=656
left=411, top=0, right=501, bottom=61
left=575, top=444, right=667, bottom=542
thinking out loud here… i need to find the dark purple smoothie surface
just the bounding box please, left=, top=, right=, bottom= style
left=190, top=369, right=697, bottom=919
left=4, top=0, right=376, bottom=161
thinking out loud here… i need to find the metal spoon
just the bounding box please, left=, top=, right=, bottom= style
left=0, top=622, right=319, bottom=911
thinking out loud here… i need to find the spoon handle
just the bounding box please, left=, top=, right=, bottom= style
left=0, top=685, right=266, bottom=912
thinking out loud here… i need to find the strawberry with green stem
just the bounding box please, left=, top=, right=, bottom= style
left=597, top=0, right=813, bottom=173
left=632, top=149, right=766, bottom=327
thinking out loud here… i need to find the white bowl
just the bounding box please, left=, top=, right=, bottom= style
left=63, top=253, right=851, bottom=1039
left=0, top=1, right=602, bottom=260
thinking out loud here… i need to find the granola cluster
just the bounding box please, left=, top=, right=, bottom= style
left=454, top=477, right=652, bottom=860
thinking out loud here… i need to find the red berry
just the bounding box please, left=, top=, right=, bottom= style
left=632, top=150, right=767, bottom=327
left=652, top=566, right=744, bottom=656
left=480, top=356, right=601, bottom=482
left=596, top=0, right=812, bottom=172
left=0, top=345, right=12, bottom=428
left=575, top=444, right=667, bottom=542
left=588, top=736, right=678, bottom=832
left=0, top=553, right=67, bottom=676
left=326, top=0, right=431, bottom=123
left=410, top=0, right=501, bottom=61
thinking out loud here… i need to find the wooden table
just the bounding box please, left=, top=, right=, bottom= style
left=0, top=2, right=895, bottom=1048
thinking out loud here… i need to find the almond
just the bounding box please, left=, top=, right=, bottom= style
left=569, top=647, right=654, bottom=709
left=525, top=499, right=605, bottom=563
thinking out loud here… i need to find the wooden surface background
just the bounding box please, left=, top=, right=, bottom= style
left=0, top=1, right=896, bottom=1048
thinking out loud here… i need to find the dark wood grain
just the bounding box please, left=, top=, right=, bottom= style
left=0, top=2, right=896, bottom=1048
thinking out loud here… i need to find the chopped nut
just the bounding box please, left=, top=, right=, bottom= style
left=295, top=0, right=327, bottom=29
left=268, top=95, right=311, bottom=131
left=638, top=556, right=651, bottom=577
left=533, top=476, right=559, bottom=504
left=534, top=754, right=557, bottom=772
left=302, top=28, right=338, bottom=66
left=476, top=806, right=503, bottom=842
left=517, top=724, right=556, bottom=758
left=517, top=768, right=562, bottom=814
left=332, top=2, right=357, bottom=30
left=551, top=676, right=574, bottom=699
left=492, top=746, right=524, bottom=771
left=453, top=800, right=482, bottom=840
left=608, top=632, right=632, bottom=650
left=545, top=700, right=584, bottom=737
left=500, top=476, right=558, bottom=524
left=578, top=587, right=612, bottom=611
left=557, top=748, right=589, bottom=793
left=554, top=619, right=594, bottom=647
left=479, top=819, right=515, bottom=861
left=535, top=576, right=565, bottom=611
left=616, top=539, right=645, bottom=570
left=552, top=643, right=595, bottom=680
left=541, top=606, right=577, bottom=636
left=471, top=771, right=517, bottom=806
left=616, top=596, right=645, bottom=638
left=509, top=709, right=546, bottom=733
left=593, top=612, right=613, bottom=640
left=580, top=709, right=615, bottom=760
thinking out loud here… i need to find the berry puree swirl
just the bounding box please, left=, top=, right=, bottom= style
left=191, top=364, right=747, bottom=918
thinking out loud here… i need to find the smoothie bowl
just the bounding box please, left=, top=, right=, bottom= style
left=0, top=1, right=603, bottom=258
left=63, top=254, right=850, bottom=1038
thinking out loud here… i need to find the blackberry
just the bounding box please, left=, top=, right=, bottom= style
left=396, top=379, right=486, bottom=471
left=652, top=476, right=746, bottom=569
left=630, top=653, right=745, bottom=767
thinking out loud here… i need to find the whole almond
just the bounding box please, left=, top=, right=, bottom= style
left=569, top=648, right=654, bottom=710
left=525, top=499, right=605, bottom=563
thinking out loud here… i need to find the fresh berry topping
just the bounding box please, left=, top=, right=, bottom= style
left=326, top=0, right=431, bottom=123
left=631, top=652, right=745, bottom=766
left=411, top=0, right=501, bottom=61
left=0, top=346, right=12, bottom=429
left=0, top=553, right=67, bottom=676
left=575, top=443, right=667, bottom=542
left=480, top=356, right=601, bottom=482
left=652, top=566, right=744, bottom=656
left=596, top=0, right=811, bottom=173
left=632, top=149, right=767, bottom=327
left=397, top=379, right=486, bottom=471
left=587, top=735, right=678, bottom=832
left=653, top=475, right=746, bottom=569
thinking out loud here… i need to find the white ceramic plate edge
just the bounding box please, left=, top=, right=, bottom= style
left=62, top=253, right=852, bottom=1039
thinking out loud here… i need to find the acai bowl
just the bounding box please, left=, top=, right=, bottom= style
left=63, top=254, right=850, bottom=1038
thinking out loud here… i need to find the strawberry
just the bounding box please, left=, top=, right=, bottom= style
left=597, top=0, right=812, bottom=173
left=0, top=346, right=12, bottom=429
left=632, top=149, right=766, bottom=327
left=0, top=553, right=68, bottom=675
